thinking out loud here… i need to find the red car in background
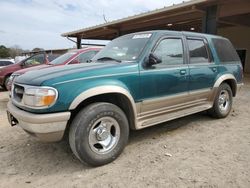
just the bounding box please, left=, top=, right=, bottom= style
left=7, top=47, right=102, bottom=90
left=0, top=52, right=59, bottom=90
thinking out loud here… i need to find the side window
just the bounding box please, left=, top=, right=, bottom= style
left=212, top=38, right=240, bottom=63
left=153, top=38, right=184, bottom=66
left=48, top=54, right=59, bottom=62
left=78, top=51, right=98, bottom=63
left=25, top=54, right=45, bottom=65
left=0, top=62, right=4, bottom=66
left=4, top=61, right=13, bottom=65
left=187, top=39, right=209, bottom=64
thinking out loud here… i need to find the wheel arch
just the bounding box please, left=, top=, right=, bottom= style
left=2, top=73, right=12, bottom=89
left=213, top=74, right=237, bottom=97
left=68, top=86, right=138, bottom=130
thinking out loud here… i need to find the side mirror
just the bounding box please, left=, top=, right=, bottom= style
left=146, top=53, right=162, bottom=66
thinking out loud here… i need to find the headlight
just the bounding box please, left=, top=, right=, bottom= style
left=9, top=75, right=15, bottom=83
left=9, top=74, right=19, bottom=84
left=23, top=87, right=58, bottom=108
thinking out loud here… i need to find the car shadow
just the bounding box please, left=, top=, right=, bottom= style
left=129, top=111, right=212, bottom=144
left=0, top=86, right=5, bottom=92
left=4, top=111, right=216, bottom=177
left=0, top=112, right=219, bottom=179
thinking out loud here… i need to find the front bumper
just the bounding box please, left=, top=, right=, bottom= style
left=7, top=101, right=71, bottom=142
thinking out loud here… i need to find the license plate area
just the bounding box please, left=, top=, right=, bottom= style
left=7, top=111, right=18, bottom=126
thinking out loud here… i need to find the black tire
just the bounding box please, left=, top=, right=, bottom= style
left=69, top=102, right=129, bottom=166
left=3, top=76, right=10, bottom=90
left=208, top=83, right=233, bottom=118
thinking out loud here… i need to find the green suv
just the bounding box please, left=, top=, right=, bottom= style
left=7, top=30, right=243, bottom=166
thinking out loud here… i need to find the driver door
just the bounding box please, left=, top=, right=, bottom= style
left=139, top=36, right=189, bottom=115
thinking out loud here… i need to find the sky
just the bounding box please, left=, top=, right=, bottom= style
left=0, top=0, right=189, bottom=50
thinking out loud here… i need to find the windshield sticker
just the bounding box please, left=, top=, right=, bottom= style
left=132, top=34, right=152, bottom=39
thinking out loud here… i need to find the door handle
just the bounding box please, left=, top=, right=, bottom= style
left=180, top=69, right=186, bottom=75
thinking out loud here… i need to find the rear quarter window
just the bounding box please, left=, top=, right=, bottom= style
left=212, top=38, right=240, bottom=63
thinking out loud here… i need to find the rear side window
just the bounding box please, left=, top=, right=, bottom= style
left=187, top=39, right=209, bottom=64
left=212, top=38, right=240, bottom=62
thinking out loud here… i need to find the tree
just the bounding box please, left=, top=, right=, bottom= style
left=9, top=45, right=24, bottom=58
left=0, top=45, right=10, bottom=58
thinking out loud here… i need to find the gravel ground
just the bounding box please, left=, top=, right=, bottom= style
left=0, top=77, right=250, bottom=188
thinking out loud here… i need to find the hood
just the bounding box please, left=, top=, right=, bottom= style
left=15, top=62, right=128, bottom=86
left=14, top=64, right=52, bottom=75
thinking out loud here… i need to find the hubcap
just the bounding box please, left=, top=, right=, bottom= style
left=218, top=89, right=230, bottom=113
left=88, top=117, right=120, bottom=154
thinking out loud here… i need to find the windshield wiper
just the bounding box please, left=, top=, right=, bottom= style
left=96, top=57, right=121, bottom=63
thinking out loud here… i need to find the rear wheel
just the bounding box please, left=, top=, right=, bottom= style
left=208, top=83, right=233, bottom=118
left=69, top=102, right=129, bottom=166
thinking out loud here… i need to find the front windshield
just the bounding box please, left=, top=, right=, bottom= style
left=50, top=51, right=77, bottom=65
left=92, top=33, right=152, bottom=62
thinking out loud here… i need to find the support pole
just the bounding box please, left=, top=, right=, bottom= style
left=77, top=36, right=81, bottom=49
left=202, top=5, right=217, bottom=34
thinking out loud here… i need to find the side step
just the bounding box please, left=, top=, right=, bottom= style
left=136, top=103, right=212, bottom=129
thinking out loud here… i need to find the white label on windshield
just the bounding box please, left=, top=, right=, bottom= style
left=132, top=34, right=152, bottom=39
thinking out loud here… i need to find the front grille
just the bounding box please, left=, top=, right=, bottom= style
left=13, top=84, right=24, bottom=102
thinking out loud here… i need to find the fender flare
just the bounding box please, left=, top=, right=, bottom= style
left=69, top=85, right=138, bottom=118
left=213, top=73, right=236, bottom=88
left=210, top=73, right=237, bottom=101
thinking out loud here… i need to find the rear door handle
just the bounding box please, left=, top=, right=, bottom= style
left=180, top=69, right=186, bottom=75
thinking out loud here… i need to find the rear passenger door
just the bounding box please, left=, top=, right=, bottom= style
left=185, top=37, right=218, bottom=96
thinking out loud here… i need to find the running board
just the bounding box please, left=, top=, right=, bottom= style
left=136, top=103, right=212, bottom=129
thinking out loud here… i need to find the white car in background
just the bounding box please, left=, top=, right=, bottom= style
left=0, top=59, right=14, bottom=68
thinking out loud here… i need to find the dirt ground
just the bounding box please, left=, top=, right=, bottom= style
left=0, top=76, right=250, bottom=188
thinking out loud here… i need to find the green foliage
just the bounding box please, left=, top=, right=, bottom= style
left=0, top=45, right=10, bottom=58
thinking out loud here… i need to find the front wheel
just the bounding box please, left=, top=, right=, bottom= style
left=208, top=83, right=233, bottom=118
left=69, top=102, right=129, bottom=166
left=3, top=76, right=10, bottom=90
